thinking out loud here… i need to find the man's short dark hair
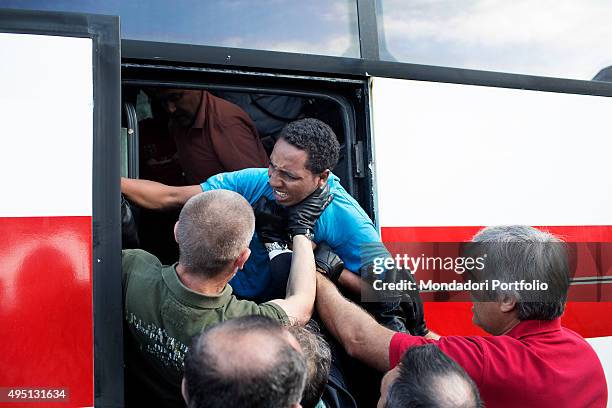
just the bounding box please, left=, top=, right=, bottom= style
left=183, top=316, right=306, bottom=408
left=385, top=345, right=482, bottom=408
left=279, top=118, right=340, bottom=173
left=464, top=225, right=570, bottom=320
left=288, top=322, right=331, bottom=408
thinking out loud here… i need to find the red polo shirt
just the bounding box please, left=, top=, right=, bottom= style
left=389, top=319, right=607, bottom=407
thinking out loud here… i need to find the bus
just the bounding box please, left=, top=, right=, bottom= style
left=1, top=2, right=612, bottom=406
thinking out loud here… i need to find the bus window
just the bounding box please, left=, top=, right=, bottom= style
left=4, top=0, right=360, bottom=57
left=376, top=0, right=612, bottom=80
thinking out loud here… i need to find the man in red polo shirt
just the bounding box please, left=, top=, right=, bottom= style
left=315, top=225, right=608, bottom=407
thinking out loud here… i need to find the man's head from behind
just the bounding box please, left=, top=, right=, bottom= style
left=183, top=316, right=307, bottom=408
left=268, top=118, right=340, bottom=206
left=147, top=88, right=203, bottom=128
left=175, top=190, right=254, bottom=278
left=379, top=344, right=482, bottom=408
left=288, top=322, right=332, bottom=408
left=464, top=225, right=570, bottom=335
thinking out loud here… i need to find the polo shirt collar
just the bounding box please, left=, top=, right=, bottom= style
left=162, top=263, right=233, bottom=309
left=506, top=318, right=562, bottom=339
left=190, top=90, right=207, bottom=130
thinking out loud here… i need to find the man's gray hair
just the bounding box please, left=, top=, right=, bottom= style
left=184, top=316, right=307, bottom=408
left=385, top=344, right=482, bottom=408
left=288, top=321, right=332, bottom=408
left=175, top=190, right=254, bottom=277
left=465, top=225, right=570, bottom=320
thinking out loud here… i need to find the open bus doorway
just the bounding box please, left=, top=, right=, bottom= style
left=121, top=84, right=351, bottom=265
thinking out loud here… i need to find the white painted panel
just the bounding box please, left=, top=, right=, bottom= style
left=587, top=337, right=612, bottom=406
left=371, top=77, right=612, bottom=228
left=0, top=33, right=93, bottom=217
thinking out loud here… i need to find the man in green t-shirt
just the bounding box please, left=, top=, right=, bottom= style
left=123, top=188, right=330, bottom=407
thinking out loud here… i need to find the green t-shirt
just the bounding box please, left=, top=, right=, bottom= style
left=122, top=249, right=288, bottom=408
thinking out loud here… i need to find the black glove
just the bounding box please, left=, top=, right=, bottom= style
left=287, top=183, right=333, bottom=240
left=252, top=196, right=288, bottom=244
left=400, top=291, right=429, bottom=336
left=315, top=243, right=344, bottom=283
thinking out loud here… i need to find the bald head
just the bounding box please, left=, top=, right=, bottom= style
left=382, top=345, right=482, bottom=408
left=176, top=190, right=254, bottom=277
left=205, top=325, right=296, bottom=379
left=430, top=373, right=480, bottom=408
left=183, top=316, right=306, bottom=408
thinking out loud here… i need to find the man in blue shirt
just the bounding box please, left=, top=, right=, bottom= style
left=122, top=118, right=423, bottom=332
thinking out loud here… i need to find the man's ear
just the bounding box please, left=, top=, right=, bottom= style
left=233, top=247, right=251, bottom=271
left=318, top=169, right=330, bottom=187
left=174, top=222, right=179, bottom=244
left=499, top=295, right=517, bottom=313
left=181, top=377, right=189, bottom=405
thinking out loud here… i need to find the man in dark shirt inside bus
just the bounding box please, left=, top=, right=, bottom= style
left=148, top=88, right=269, bottom=184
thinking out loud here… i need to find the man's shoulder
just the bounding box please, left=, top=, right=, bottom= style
left=214, top=167, right=268, bottom=182
left=558, top=325, right=604, bottom=360
left=122, top=249, right=163, bottom=279
left=239, top=167, right=268, bottom=178
left=321, top=175, right=374, bottom=231
left=122, top=249, right=161, bottom=267
left=223, top=294, right=289, bottom=324
left=206, top=91, right=256, bottom=125
left=202, top=167, right=268, bottom=188
left=326, top=175, right=369, bottom=217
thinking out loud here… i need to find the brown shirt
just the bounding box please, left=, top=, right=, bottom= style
left=170, top=91, right=269, bottom=184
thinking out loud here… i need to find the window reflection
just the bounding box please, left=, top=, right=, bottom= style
left=377, top=0, right=612, bottom=80
left=5, top=0, right=360, bottom=57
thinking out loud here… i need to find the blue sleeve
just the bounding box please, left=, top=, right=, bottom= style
left=200, top=168, right=272, bottom=205
left=316, top=189, right=389, bottom=275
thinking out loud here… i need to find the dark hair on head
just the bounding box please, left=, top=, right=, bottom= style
left=287, top=321, right=331, bottom=408
left=184, top=316, right=306, bottom=408
left=463, top=225, right=570, bottom=321
left=279, top=118, right=340, bottom=173
left=385, top=345, right=482, bottom=408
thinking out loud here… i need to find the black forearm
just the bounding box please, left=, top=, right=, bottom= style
left=121, top=177, right=200, bottom=210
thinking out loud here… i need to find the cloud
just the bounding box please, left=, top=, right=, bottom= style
left=378, top=0, right=612, bottom=79
left=321, top=1, right=357, bottom=23
left=221, top=34, right=358, bottom=57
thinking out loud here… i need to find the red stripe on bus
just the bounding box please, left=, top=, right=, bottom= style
left=383, top=226, right=612, bottom=337
left=425, top=302, right=612, bottom=338
left=0, top=216, right=93, bottom=407
left=381, top=225, right=612, bottom=242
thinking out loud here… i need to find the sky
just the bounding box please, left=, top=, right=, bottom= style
left=6, top=0, right=612, bottom=79
left=3, top=0, right=360, bottom=57
left=378, top=0, right=612, bottom=80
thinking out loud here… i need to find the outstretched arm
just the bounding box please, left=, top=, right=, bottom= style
left=266, top=184, right=333, bottom=325
left=121, top=177, right=201, bottom=210
left=270, top=235, right=316, bottom=325
left=316, top=273, right=395, bottom=372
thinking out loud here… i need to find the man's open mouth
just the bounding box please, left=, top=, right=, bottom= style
left=273, top=189, right=288, bottom=199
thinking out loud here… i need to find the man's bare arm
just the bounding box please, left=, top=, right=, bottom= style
left=316, top=273, right=395, bottom=372
left=269, top=235, right=316, bottom=325
left=121, top=177, right=201, bottom=210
